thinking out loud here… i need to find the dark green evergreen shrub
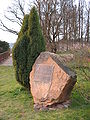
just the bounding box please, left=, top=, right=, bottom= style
left=0, top=40, right=9, bottom=53
left=12, top=7, right=45, bottom=89
left=12, top=15, right=30, bottom=88
left=27, top=7, right=45, bottom=74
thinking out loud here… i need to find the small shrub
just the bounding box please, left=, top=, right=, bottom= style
left=0, top=40, right=9, bottom=53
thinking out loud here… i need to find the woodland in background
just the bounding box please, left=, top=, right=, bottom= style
left=0, top=0, right=90, bottom=52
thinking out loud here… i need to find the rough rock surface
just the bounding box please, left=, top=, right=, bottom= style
left=30, top=52, right=77, bottom=110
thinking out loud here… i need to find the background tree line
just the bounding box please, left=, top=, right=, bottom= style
left=0, top=40, right=9, bottom=53
left=0, top=0, right=90, bottom=52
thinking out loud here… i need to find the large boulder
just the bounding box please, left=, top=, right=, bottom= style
left=30, top=52, right=77, bottom=110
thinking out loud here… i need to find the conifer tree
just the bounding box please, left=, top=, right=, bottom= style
left=12, top=15, right=30, bottom=88
left=27, top=7, right=45, bottom=75
left=12, top=7, right=45, bottom=89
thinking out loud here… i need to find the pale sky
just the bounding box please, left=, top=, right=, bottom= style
left=0, top=0, right=90, bottom=43
left=0, top=0, right=17, bottom=43
left=0, top=0, right=31, bottom=43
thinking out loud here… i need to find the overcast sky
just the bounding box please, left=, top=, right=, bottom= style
left=0, top=0, right=90, bottom=43
left=0, top=0, right=17, bottom=43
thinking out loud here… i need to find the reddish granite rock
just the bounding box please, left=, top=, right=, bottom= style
left=30, top=52, right=77, bottom=110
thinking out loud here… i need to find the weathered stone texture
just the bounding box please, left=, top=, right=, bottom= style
left=30, top=52, right=77, bottom=110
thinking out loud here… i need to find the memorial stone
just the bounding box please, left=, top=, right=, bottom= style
left=30, top=52, right=77, bottom=110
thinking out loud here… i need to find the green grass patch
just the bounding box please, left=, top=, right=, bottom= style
left=0, top=66, right=90, bottom=120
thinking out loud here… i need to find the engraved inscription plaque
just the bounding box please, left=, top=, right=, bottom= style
left=34, top=64, right=54, bottom=83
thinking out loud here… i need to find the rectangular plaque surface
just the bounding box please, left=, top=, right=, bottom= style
left=34, top=64, right=54, bottom=83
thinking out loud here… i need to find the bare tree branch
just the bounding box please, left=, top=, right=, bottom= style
left=0, top=0, right=28, bottom=35
left=0, top=20, right=18, bottom=35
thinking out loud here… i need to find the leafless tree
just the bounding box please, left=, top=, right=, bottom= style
left=0, top=0, right=89, bottom=52
left=0, top=0, right=30, bottom=35
left=34, top=0, right=65, bottom=52
left=85, top=2, right=90, bottom=43
left=77, top=0, right=90, bottom=45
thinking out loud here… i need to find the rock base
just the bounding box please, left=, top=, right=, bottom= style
left=34, top=100, right=71, bottom=111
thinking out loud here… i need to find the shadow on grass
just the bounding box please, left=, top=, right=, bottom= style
left=8, top=86, right=32, bottom=99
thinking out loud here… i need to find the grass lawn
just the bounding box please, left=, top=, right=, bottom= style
left=0, top=66, right=90, bottom=120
